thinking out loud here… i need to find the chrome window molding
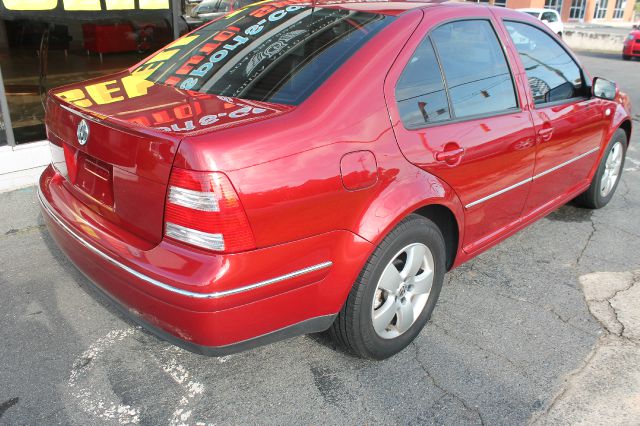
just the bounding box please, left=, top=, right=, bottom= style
left=464, top=146, right=599, bottom=209
left=38, top=188, right=332, bottom=299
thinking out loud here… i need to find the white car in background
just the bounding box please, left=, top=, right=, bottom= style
left=518, top=8, right=564, bottom=37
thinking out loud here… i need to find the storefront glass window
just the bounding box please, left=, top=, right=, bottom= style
left=0, top=0, right=183, bottom=144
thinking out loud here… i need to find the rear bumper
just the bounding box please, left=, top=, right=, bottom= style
left=39, top=165, right=372, bottom=354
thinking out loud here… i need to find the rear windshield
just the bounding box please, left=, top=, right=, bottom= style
left=523, top=11, right=541, bottom=18
left=132, top=3, right=395, bottom=105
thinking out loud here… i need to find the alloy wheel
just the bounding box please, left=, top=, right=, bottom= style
left=371, top=243, right=435, bottom=339
left=600, top=141, right=623, bottom=197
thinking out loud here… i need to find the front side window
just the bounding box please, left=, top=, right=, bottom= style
left=395, top=38, right=450, bottom=127
left=430, top=20, right=517, bottom=119
left=505, top=21, right=586, bottom=105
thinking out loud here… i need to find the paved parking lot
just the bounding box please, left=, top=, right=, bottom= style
left=1, top=52, right=639, bottom=425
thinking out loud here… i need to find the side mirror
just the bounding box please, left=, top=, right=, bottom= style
left=592, top=77, right=618, bottom=100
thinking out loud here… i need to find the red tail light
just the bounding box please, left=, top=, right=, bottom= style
left=164, top=168, right=255, bottom=253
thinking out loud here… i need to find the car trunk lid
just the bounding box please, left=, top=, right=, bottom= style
left=46, top=71, right=291, bottom=245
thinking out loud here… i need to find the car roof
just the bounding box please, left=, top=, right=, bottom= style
left=260, top=0, right=479, bottom=16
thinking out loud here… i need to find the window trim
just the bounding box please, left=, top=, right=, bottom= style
left=402, top=107, right=521, bottom=131
left=502, top=19, right=591, bottom=110
left=394, top=16, right=523, bottom=131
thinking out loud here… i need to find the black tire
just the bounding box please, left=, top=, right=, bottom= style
left=623, top=54, right=631, bottom=61
left=575, top=128, right=627, bottom=209
left=329, top=214, right=446, bottom=360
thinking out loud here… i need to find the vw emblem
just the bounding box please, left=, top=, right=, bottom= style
left=77, top=119, right=89, bottom=146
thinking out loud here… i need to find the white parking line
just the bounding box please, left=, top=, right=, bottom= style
left=625, top=156, right=640, bottom=172
left=67, top=328, right=141, bottom=424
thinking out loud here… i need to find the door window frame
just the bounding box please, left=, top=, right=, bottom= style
left=393, top=17, right=523, bottom=131
left=501, top=19, right=591, bottom=110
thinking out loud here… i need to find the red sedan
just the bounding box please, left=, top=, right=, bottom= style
left=40, top=0, right=632, bottom=359
left=623, top=29, right=640, bottom=60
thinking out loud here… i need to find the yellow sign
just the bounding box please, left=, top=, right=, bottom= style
left=3, top=0, right=167, bottom=10
left=62, top=0, right=100, bottom=10
left=3, top=0, right=57, bottom=10
left=105, top=0, right=134, bottom=9
left=139, top=0, right=168, bottom=9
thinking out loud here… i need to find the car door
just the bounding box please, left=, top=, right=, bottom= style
left=501, top=20, right=606, bottom=215
left=385, top=12, right=537, bottom=253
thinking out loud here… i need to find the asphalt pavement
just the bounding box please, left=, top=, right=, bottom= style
left=1, top=52, right=640, bottom=425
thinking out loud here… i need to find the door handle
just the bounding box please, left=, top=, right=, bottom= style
left=435, top=144, right=464, bottom=165
left=537, top=125, right=554, bottom=142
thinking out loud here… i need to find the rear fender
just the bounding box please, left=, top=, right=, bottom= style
left=609, top=101, right=632, bottom=145
left=354, top=167, right=465, bottom=265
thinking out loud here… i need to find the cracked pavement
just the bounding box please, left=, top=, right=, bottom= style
left=532, top=271, right=640, bottom=425
left=1, top=52, right=640, bottom=425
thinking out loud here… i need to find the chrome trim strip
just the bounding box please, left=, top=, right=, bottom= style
left=531, top=147, right=600, bottom=180
left=37, top=188, right=332, bottom=299
left=465, top=177, right=531, bottom=209
left=464, top=147, right=600, bottom=209
left=59, top=104, right=102, bottom=122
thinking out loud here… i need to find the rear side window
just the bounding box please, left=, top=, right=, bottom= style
left=505, top=21, right=585, bottom=104
left=132, top=5, right=395, bottom=105
left=431, top=20, right=517, bottom=119
left=395, top=38, right=450, bottom=127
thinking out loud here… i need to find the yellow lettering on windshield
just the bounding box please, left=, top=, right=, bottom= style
left=225, top=0, right=269, bottom=18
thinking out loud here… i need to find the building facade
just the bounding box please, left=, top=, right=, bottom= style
left=471, top=0, right=638, bottom=23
